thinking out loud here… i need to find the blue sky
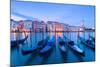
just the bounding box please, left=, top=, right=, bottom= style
left=11, top=1, right=95, bottom=28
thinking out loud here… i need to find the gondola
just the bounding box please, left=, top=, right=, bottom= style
left=79, top=37, right=95, bottom=50
left=38, top=36, right=49, bottom=50
left=11, top=35, right=28, bottom=48
left=39, top=36, right=55, bottom=56
left=58, top=36, right=67, bottom=53
left=67, top=41, right=85, bottom=56
left=63, top=35, right=85, bottom=56
left=21, top=37, right=49, bottom=55
left=86, top=39, right=95, bottom=46
left=89, top=35, right=95, bottom=42
left=21, top=46, right=38, bottom=55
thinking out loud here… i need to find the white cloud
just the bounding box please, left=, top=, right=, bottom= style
left=11, top=14, right=26, bottom=21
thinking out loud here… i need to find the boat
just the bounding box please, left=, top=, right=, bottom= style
left=86, top=39, right=95, bottom=46
left=21, top=46, right=38, bottom=55
left=21, top=37, right=49, bottom=55
left=79, top=37, right=95, bottom=50
left=89, top=35, right=95, bottom=42
left=67, top=41, right=85, bottom=56
left=58, top=36, right=67, bottom=53
left=63, top=35, right=85, bottom=56
left=11, top=35, right=28, bottom=48
left=38, top=36, right=49, bottom=49
left=39, top=36, right=55, bottom=56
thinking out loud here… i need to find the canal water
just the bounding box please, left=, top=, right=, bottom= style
left=10, top=31, right=95, bottom=66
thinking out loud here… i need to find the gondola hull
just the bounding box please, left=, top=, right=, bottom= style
left=67, top=41, right=85, bottom=56
left=11, top=36, right=28, bottom=48
left=21, top=47, right=38, bottom=55
left=90, top=36, right=95, bottom=42
left=58, top=37, right=67, bottom=53
left=39, top=42, right=55, bottom=56
left=39, top=36, right=55, bottom=56
left=79, top=37, right=95, bottom=50
left=81, top=40, right=95, bottom=50
left=59, top=45, right=66, bottom=53
left=21, top=37, right=49, bottom=55
left=68, top=45, right=85, bottom=56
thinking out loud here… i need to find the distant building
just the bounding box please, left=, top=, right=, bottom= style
left=33, top=20, right=46, bottom=32
left=68, top=26, right=84, bottom=32
left=10, top=19, right=19, bottom=30
left=47, top=21, right=69, bottom=36
left=47, top=21, right=64, bottom=32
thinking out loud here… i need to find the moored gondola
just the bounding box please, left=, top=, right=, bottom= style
left=11, top=35, right=28, bottom=48
left=21, top=46, right=38, bottom=55
left=79, top=37, right=95, bottom=50
left=63, top=35, right=85, bottom=56
left=67, top=41, right=85, bottom=56
left=58, top=36, right=67, bottom=53
left=89, top=35, right=95, bottom=42
left=38, top=36, right=49, bottom=50
left=21, top=37, right=49, bottom=55
left=39, top=36, right=55, bottom=56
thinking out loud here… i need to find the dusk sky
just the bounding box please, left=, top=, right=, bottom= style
left=11, top=1, right=95, bottom=28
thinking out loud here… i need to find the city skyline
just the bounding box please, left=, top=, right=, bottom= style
left=11, top=1, right=95, bottom=28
